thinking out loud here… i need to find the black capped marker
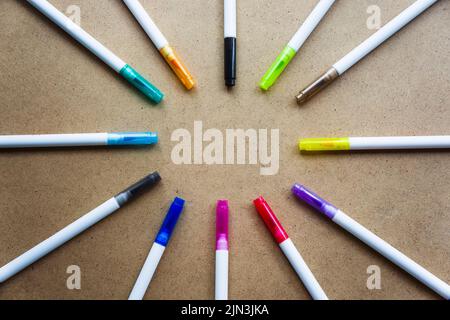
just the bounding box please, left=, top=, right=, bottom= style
left=224, top=0, right=237, bottom=87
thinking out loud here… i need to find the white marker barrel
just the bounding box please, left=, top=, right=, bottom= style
left=215, top=250, right=229, bottom=300
left=0, top=133, right=108, bottom=148
left=0, top=198, right=120, bottom=283
left=279, top=239, right=328, bottom=300
left=333, top=210, right=450, bottom=299
left=123, top=0, right=168, bottom=50
left=224, top=0, right=237, bottom=38
left=288, top=0, right=335, bottom=52
left=27, top=0, right=126, bottom=72
left=334, top=0, right=438, bottom=74
left=129, top=243, right=166, bottom=300
left=350, top=136, right=450, bottom=150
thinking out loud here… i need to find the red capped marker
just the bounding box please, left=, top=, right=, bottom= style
left=253, top=196, right=328, bottom=300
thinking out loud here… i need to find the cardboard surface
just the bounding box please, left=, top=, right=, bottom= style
left=0, top=0, right=449, bottom=300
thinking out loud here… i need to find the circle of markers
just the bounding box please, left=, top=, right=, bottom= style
left=0, top=0, right=448, bottom=300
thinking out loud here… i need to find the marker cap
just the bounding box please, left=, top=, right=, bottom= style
left=107, top=132, right=158, bottom=145
left=216, top=200, right=229, bottom=250
left=120, top=65, right=164, bottom=104
left=291, top=184, right=338, bottom=219
left=253, top=196, right=288, bottom=244
left=299, top=138, right=350, bottom=152
left=115, top=171, right=161, bottom=206
left=160, top=46, right=195, bottom=90
left=155, top=197, right=185, bottom=246
left=259, top=45, right=296, bottom=91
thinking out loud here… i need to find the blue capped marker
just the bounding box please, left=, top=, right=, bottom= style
left=129, top=197, right=185, bottom=300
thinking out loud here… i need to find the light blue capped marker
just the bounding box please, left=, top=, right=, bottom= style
left=0, top=132, right=158, bottom=149
left=129, top=197, right=185, bottom=300
left=107, top=132, right=158, bottom=146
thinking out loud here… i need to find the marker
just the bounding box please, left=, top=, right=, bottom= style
left=0, top=172, right=161, bottom=283
left=259, top=0, right=335, bottom=91
left=27, top=0, right=164, bottom=103
left=0, top=132, right=158, bottom=148
left=291, top=184, right=450, bottom=299
left=296, top=0, right=438, bottom=104
left=224, top=0, right=237, bottom=87
left=253, top=196, right=328, bottom=300
left=215, top=200, right=229, bottom=300
left=123, top=0, right=195, bottom=90
left=129, top=197, right=185, bottom=300
left=299, top=136, right=450, bottom=152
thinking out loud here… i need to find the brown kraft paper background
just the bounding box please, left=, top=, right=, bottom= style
left=0, top=0, right=449, bottom=299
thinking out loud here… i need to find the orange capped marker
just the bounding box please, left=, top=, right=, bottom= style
left=124, top=0, right=195, bottom=90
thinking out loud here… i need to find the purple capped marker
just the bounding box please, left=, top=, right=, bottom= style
left=291, top=183, right=450, bottom=299
left=291, top=184, right=338, bottom=219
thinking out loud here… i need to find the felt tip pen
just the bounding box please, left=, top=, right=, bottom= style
left=224, top=0, right=237, bottom=87
left=253, top=196, right=328, bottom=300
left=27, top=0, right=164, bottom=103
left=215, top=200, right=229, bottom=300
left=129, top=197, right=185, bottom=300
left=291, top=184, right=450, bottom=299
left=0, top=132, right=158, bottom=148
left=299, top=136, right=450, bottom=152
left=123, top=0, right=195, bottom=90
left=259, top=0, right=335, bottom=91
left=296, top=0, right=438, bottom=104
left=0, top=172, right=161, bottom=284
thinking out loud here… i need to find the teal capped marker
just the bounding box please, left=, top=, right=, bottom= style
left=27, top=0, right=164, bottom=104
left=120, top=65, right=164, bottom=103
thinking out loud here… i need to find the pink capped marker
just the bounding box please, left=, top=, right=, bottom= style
left=215, top=200, right=229, bottom=300
left=253, top=196, right=328, bottom=300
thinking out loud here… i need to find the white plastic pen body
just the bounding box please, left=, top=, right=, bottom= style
left=0, top=172, right=161, bottom=283
left=129, top=243, right=166, bottom=300
left=287, top=0, right=335, bottom=52
left=292, top=184, right=450, bottom=300
left=27, top=0, right=125, bottom=72
left=279, top=239, right=328, bottom=300
left=349, top=136, right=450, bottom=150
left=123, top=0, right=167, bottom=49
left=333, top=210, right=450, bottom=299
left=215, top=250, right=229, bottom=300
left=0, top=198, right=119, bottom=283
left=334, top=0, right=439, bottom=74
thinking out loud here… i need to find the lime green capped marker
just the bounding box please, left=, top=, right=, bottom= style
left=259, top=0, right=335, bottom=91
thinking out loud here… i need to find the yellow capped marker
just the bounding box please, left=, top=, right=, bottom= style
left=124, top=0, right=195, bottom=90
left=300, top=136, right=450, bottom=152
left=299, top=138, right=350, bottom=152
